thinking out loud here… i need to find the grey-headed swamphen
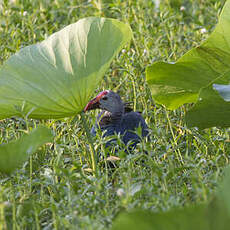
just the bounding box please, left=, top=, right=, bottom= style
left=84, top=90, right=149, bottom=150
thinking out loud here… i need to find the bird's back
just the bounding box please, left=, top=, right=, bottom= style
left=91, top=109, right=149, bottom=148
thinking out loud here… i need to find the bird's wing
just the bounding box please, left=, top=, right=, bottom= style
left=121, top=111, right=149, bottom=137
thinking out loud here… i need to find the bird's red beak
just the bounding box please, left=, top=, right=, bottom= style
left=84, top=97, right=100, bottom=112
left=84, top=90, right=109, bottom=112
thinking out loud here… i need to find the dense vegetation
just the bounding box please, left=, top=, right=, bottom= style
left=0, top=0, right=229, bottom=229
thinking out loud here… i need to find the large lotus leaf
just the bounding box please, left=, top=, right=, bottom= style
left=217, top=166, right=230, bottom=219
left=0, top=17, right=132, bottom=119
left=146, top=0, right=230, bottom=110
left=0, top=126, right=53, bottom=174
left=111, top=166, right=230, bottom=230
left=207, top=166, right=230, bottom=230
left=112, top=206, right=209, bottom=230
left=185, top=72, right=230, bottom=128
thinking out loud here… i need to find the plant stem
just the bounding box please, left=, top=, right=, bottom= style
left=165, top=108, right=184, bottom=165
left=80, top=112, right=98, bottom=177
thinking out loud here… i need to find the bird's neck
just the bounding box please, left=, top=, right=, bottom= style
left=110, top=107, right=124, bottom=123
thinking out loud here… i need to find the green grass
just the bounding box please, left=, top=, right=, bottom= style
left=0, top=0, right=229, bottom=229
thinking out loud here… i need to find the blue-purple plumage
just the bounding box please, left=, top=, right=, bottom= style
left=85, top=90, right=149, bottom=149
left=91, top=110, right=148, bottom=146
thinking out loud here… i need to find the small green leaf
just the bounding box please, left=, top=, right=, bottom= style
left=0, top=17, right=132, bottom=119
left=0, top=126, right=53, bottom=174
left=146, top=0, right=230, bottom=110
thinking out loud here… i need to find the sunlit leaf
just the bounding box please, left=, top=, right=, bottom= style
left=0, top=126, right=53, bottom=174
left=0, top=17, right=132, bottom=119
left=146, top=0, right=230, bottom=110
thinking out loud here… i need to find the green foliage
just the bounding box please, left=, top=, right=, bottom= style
left=112, top=206, right=209, bottom=230
left=0, top=126, right=53, bottom=174
left=0, top=0, right=229, bottom=229
left=146, top=0, right=230, bottom=128
left=112, top=166, right=230, bottom=230
left=0, top=17, right=132, bottom=119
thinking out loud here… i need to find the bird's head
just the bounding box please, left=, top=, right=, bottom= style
left=84, top=90, right=124, bottom=114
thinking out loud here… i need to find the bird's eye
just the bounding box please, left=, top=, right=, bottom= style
left=102, top=96, right=108, bottom=101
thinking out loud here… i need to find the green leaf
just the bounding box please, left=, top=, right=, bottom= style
left=206, top=166, right=230, bottom=230
left=111, top=166, right=230, bottom=230
left=146, top=0, right=230, bottom=110
left=217, top=166, right=230, bottom=217
left=112, top=206, right=209, bottom=230
left=217, top=166, right=230, bottom=219
left=0, top=17, right=132, bottom=119
left=185, top=72, right=230, bottom=128
left=0, top=126, right=53, bottom=174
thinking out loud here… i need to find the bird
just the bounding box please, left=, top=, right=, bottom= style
left=84, top=90, right=149, bottom=150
